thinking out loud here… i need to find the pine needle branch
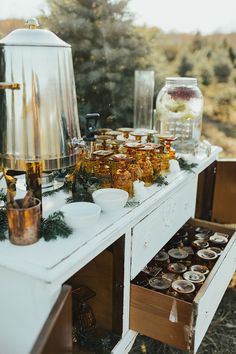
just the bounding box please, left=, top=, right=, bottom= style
left=41, top=211, right=73, bottom=241
left=177, top=157, right=198, bottom=173
left=153, top=175, right=168, bottom=186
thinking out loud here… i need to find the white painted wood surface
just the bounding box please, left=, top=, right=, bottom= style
left=0, top=146, right=222, bottom=354
left=131, top=175, right=197, bottom=279
left=193, top=232, right=236, bottom=353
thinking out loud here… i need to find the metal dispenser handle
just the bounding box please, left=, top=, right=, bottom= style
left=0, top=83, right=21, bottom=90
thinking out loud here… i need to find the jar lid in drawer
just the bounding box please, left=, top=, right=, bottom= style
left=209, top=233, right=228, bottom=245
left=172, top=279, right=196, bottom=294
left=183, top=271, right=205, bottom=283
left=168, top=248, right=188, bottom=259
left=197, top=249, right=218, bottom=260
left=154, top=251, right=169, bottom=262
left=149, top=277, right=171, bottom=290
left=190, top=264, right=209, bottom=275
left=168, top=262, right=187, bottom=273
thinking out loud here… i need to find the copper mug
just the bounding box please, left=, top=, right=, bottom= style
left=7, top=198, right=41, bottom=245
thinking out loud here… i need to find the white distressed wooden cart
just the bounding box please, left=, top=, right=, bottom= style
left=0, top=146, right=235, bottom=354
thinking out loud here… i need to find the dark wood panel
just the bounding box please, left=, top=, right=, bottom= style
left=31, top=285, right=72, bottom=354
left=212, top=160, right=236, bottom=224
left=195, top=161, right=217, bottom=221
left=66, top=250, right=113, bottom=331
left=112, top=235, right=125, bottom=335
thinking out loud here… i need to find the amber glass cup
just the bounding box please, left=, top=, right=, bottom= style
left=112, top=154, right=133, bottom=196
left=136, top=148, right=154, bottom=186
left=93, top=150, right=113, bottom=188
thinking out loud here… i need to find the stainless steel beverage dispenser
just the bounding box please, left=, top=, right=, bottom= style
left=0, top=18, right=81, bottom=172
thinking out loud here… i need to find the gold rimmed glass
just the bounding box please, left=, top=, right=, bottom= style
left=117, top=128, right=134, bottom=140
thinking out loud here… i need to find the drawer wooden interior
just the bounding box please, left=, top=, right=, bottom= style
left=67, top=249, right=114, bottom=332
left=32, top=237, right=125, bottom=354
left=130, top=218, right=236, bottom=353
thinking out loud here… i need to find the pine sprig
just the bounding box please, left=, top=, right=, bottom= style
left=154, top=175, right=168, bottom=186
left=0, top=208, right=8, bottom=241
left=67, top=166, right=107, bottom=203
left=41, top=211, right=73, bottom=241
left=0, top=189, right=6, bottom=203
left=177, top=157, right=198, bottom=173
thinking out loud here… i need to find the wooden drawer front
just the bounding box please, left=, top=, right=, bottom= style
left=130, top=285, right=194, bottom=351
left=131, top=177, right=197, bottom=279
left=130, top=220, right=236, bottom=353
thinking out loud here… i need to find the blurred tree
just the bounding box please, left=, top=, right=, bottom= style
left=177, top=56, right=193, bottom=76
left=228, top=46, right=236, bottom=64
left=214, top=62, right=231, bottom=83
left=201, top=68, right=212, bottom=86
left=43, top=0, right=149, bottom=131
left=164, top=46, right=178, bottom=62
left=191, top=31, right=203, bottom=51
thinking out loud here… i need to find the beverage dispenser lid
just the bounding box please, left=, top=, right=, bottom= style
left=0, top=18, right=70, bottom=47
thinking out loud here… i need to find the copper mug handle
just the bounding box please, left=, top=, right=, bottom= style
left=0, top=82, right=21, bottom=90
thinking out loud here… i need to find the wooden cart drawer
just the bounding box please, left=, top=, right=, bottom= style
left=131, top=177, right=197, bottom=279
left=130, top=219, right=236, bottom=353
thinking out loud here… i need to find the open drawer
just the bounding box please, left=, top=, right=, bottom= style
left=130, top=219, right=236, bottom=353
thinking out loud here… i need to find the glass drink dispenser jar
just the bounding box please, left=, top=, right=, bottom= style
left=156, top=77, right=203, bottom=154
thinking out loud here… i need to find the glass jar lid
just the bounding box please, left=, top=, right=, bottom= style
left=192, top=240, right=209, bottom=250
left=162, top=272, right=180, bottom=282
left=166, top=77, right=197, bottom=86
left=172, top=279, right=196, bottom=294
left=197, top=249, right=218, bottom=260
left=142, top=265, right=162, bottom=277
left=194, top=233, right=209, bottom=241
left=168, top=262, right=187, bottom=273
left=207, top=247, right=222, bottom=256
left=149, top=277, right=171, bottom=290
left=183, top=271, right=205, bottom=283
left=190, top=264, right=209, bottom=275
left=155, top=251, right=169, bottom=262
left=168, top=248, right=188, bottom=259
left=209, top=233, right=228, bottom=245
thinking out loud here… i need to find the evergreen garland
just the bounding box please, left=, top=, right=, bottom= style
left=66, top=166, right=109, bottom=203
left=177, top=157, right=198, bottom=173
left=0, top=208, right=7, bottom=241
left=0, top=189, right=6, bottom=203
left=154, top=175, right=169, bottom=186
left=0, top=208, right=73, bottom=242
left=41, top=211, right=73, bottom=241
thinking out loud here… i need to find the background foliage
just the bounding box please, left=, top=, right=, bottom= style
left=0, top=0, right=236, bottom=156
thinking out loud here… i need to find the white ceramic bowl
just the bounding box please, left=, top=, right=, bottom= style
left=92, top=188, right=129, bottom=212
left=60, top=202, right=101, bottom=229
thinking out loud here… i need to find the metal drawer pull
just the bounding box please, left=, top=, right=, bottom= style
left=0, top=82, right=21, bottom=90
